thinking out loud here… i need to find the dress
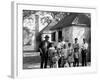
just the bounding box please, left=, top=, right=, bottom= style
left=48, top=47, right=55, bottom=68
left=67, top=47, right=74, bottom=63
left=52, top=55, right=58, bottom=68
left=61, top=48, right=68, bottom=59
left=60, top=48, right=68, bottom=67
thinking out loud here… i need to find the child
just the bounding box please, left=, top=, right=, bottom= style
left=48, top=43, right=55, bottom=68
left=60, top=44, right=68, bottom=67
left=73, top=38, right=80, bottom=67
left=57, top=48, right=62, bottom=68
left=52, top=52, right=59, bottom=68
left=67, top=43, right=74, bottom=67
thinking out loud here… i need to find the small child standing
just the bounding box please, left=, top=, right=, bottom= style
left=60, top=44, right=68, bottom=67
left=52, top=52, right=59, bottom=68
left=67, top=43, right=74, bottom=67
left=48, top=43, right=55, bottom=68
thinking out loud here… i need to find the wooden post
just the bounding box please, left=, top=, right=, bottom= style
left=35, top=15, right=39, bottom=51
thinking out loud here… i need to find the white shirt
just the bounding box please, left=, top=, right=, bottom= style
left=61, top=41, right=66, bottom=47
left=61, top=41, right=66, bottom=45
left=49, top=47, right=55, bottom=51
left=57, top=42, right=62, bottom=49
left=48, top=47, right=55, bottom=56
left=81, top=43, right=88, bottom=50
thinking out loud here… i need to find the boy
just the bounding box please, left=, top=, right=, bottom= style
left=73, top=38, right=79, bottom=67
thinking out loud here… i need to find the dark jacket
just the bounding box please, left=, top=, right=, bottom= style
left=39, top=40, right=50, bottom=55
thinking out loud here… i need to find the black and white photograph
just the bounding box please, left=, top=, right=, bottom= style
left=23, top=10, right=91, bottom=69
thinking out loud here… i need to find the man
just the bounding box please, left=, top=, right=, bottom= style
left=81, top=38, right=88, bottom=66
left=73, top=38, right=79, bottom=67
left=39, top=35, right=50, bottom=68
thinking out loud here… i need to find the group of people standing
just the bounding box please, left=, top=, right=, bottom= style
left=39, top=35, right=88, bottom=69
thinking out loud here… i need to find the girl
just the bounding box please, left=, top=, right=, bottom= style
left=48, top=43, right=55, bottom=68
left=52, top=52, right=59, bottom=68
left=67, top=43, right=74, bottom=67
left=60, top=44, right=68, bottom=67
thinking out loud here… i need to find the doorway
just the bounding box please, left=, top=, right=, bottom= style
left=58, top=30, right=62, bottom=41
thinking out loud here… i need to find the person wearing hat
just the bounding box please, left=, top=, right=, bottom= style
left=73, top=38, right=80, bottom=67
left=39, top=35, right=50, bottom=68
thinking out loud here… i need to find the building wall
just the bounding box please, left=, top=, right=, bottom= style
left=62, top=26, right=90, bottom=44
left=62, top=26, right=73, bottom=43
left=62, top=26, right=91, bottom=62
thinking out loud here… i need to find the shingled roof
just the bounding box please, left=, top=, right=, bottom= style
left=50, top=13, right=77, bottom=30
left=50, top=13, right=90, bottom=30
left=72, top=14, right=90, bottom=26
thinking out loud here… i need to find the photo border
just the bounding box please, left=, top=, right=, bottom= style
left=11, top=1, right=97, bottom=78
